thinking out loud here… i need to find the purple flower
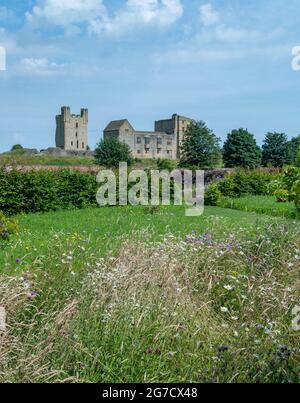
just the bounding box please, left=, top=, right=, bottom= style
left=16, top=258, right=22, bottom=264
left=27, top=292, right=38, bottom=301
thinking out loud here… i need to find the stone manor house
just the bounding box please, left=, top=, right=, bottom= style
left=56, top=106, right=193, bottom=160
left=104, top=114, right=194, bottom=160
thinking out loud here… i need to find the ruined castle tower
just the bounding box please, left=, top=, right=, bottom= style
left=55, top=106, right=88, bottom=151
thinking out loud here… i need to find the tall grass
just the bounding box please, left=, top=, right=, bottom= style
left=220, top=196, right=298, bottom=219
left=0, top=217, right=299, bottom=383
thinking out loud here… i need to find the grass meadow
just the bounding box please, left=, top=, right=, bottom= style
left=220, top=196, right=298, bottom=219
left=1, top=205, right=300, bottom=383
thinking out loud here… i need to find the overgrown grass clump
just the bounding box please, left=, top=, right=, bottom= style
left=0, top=207, right=299, bottom=383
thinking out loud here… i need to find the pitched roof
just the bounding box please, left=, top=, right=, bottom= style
left=104, top=119, right=129, bottom=131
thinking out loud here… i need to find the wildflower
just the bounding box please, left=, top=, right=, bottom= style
left=221, top=307, right=229, bottom=313
left=16, top=258, right=21, bottom=264
left=224, top=285, right=234, bottom=291
left=27, top=292, right=38, bottom=301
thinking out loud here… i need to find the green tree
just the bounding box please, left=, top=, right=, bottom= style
left=11, top=144, right=23, bottom=151
left=223, top=128, right=262, bottom=169
left=285, top=135, right=300, bottom=165
left=262, top=132, right=288, bottom=167
left=180, top=121, right=222, bottom=169
left=296, top=148, right=300, bottom=168
left=94, top=138, right=133, bottom=168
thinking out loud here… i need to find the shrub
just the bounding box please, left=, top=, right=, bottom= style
left=217, top=169, right=279, bottom=198
left=274, top=189, right=290, bottom=203
left=280, top=166, right=300, bottom=192
left=157, top=159, right=178, bottom=171
left=0, top=211, right=18, bottom=241
left=11, top=144, right=23, bottom=151
left=205, top=183, right=222, bottom=206
left=292, top=180, right=300, bottom=212
left=95, top=138, right=133, bottom=168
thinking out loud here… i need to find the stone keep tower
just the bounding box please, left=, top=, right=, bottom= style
left=56, top=106, right=88, bottom=151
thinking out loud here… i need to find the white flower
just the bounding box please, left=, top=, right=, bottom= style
left=224, top=285, right=233, bottom=291
left=221, top=307, right=229, bottom=313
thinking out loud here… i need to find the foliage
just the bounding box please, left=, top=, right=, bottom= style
left=285, top=135, right=300, bottom=165
left=0, top=169, right=98, bottom=215
left=262, top=132, right=288, bottom=168
left=217, top=169, right=279, bottom=198
left=0, top=211, right=18, bottom=241
left=295, top=148, right=300, bottom=168
left=157, top=159, right=178, bottom=171
left=95, top=138, right=133, bottom=168
left=274, top=189, right=290, bottom=203
left=11, top=144, right=23, bottom=151
left=205, top=183, right=223, bottom=206
left=223, top=128, right=262, bottom=169
left=292, top=180, right=300, bottom=212
left=180, top=121, right=222, bottom=169
left=280, top=166, right=300, bottom=193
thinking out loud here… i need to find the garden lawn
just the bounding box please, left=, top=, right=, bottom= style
left=220, top=195, right=298, bottom=219
left=0, top=206, right=299, bottom=383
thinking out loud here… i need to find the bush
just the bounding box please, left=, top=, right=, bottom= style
left=0, top=169, right=99, bottom=215
left=205, top=183, right=223, bottom=206
left=157, top=159, right=178, bottom=171
left=95, top=139, right=133, bottom=168
left=11, top=144, right=23, bottom=151
left=0, top=211, right=18, bottom=241
left=292, top=180, right=300, bottom=212
left=274, top=189, right=290, bottom=203
left=280, top=167, right=300, bottom=193
left=217, top=169, right=279, bottom=198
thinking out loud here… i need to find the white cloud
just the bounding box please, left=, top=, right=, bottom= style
left=26, top=0, right=183, bottom=37
left=19, top=57, right=65, bottom=76
left=199, top=3, right=219, bottom=27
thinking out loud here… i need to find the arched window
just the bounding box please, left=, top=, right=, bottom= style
left=82, top=142, right=85, bottom=149
left=77, top=140, right=79, bottom=149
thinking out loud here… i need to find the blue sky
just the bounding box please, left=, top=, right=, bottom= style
left=0, top=0, right=300, bottom=152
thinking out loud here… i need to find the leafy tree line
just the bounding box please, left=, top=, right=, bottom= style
left=179, top=122, right=300, bottom=169
left=94, top=122, right=300, bottom=169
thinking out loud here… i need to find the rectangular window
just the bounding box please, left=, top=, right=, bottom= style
left=77, top=140, right=79, bottom=149
left=71, top=141, right=73, bottom=146
left=137, top=137, right=141, bottom=144
left=82, top=142, right=85, bottom=149
left=157, top=138, right=162, bottom=145
left=145, top=138, right=150, bottom=145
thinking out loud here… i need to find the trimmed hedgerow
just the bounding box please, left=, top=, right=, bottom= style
left=0, top=169, right=99, bottom=215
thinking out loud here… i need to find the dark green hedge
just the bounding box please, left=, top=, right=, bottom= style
left=0, top=169, right=99, bottom=215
